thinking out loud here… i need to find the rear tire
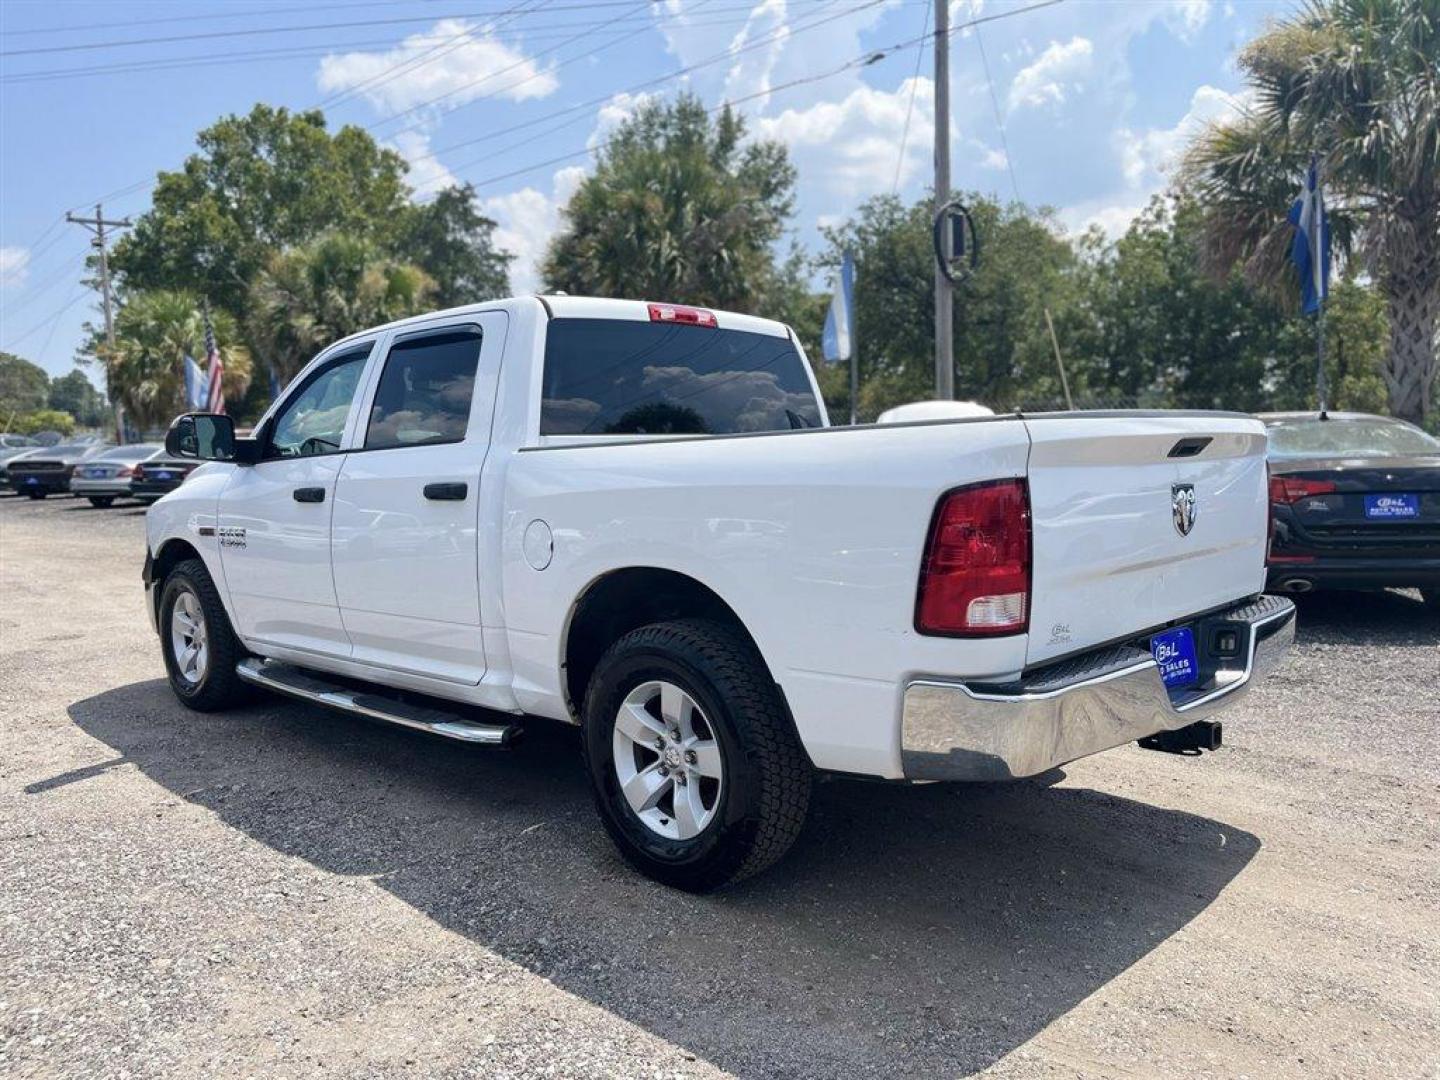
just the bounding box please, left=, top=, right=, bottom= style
left=159, top=558, right=248, bottom=712
left=581, top=618, right=812, bottom=892
left=88, top=496, right=115, bottom=508
left=1422, top=588, right=1440, bottom=614
left=26, top=491, right=44, bottom=500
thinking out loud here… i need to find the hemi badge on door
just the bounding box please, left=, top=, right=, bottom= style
left=1172, top=483, right=1198, bottom=537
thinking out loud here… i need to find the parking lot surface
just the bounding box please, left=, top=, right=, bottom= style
left=2, top=492, right=1437, bottom=1079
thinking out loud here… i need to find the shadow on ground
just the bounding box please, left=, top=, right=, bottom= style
left=61, top=679, right=1258, bottom=1077
left=1290, top=587, right=1437, bottom=646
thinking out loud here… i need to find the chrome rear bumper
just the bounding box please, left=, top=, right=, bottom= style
left=901, top=595, right=1296, bottom=781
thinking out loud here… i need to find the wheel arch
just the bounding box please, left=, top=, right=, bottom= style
left=148, top=537, right=240, bottom=635
left=561, top=566, right=778, bottom=725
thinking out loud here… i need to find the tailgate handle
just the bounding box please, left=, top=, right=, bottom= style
left=1168, top=436, right=1212, bottom=459
left=424, top=482, right=468, bottom=501
left=293, top=487, right=326, bottom=503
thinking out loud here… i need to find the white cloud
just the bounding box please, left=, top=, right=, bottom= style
left=722, top=0, right=789, bottom=110
left=483, top=166, right=586, bottom=294
left=0, top=246, right=29, bottom=288
left=1168, top=0, right=1213, bottom=42
left=1060, top=200, right=1148, bottom=240
left=588, top=91, right=656, bottom=151
left=391, top=130, right=459, bottom=200
left=317, top=19, right=557, bottom=117
left=1061, top=83, right=1248, bottom=240
left=1116, top=83, right=1247, bottom=189
left=754, top=76, right=936, bottom=197
left=1007, top=36, right=1093, bottom=112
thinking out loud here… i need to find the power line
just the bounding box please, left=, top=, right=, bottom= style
left=0, top=0, right=432, bottom=37
left=972, top=21, right=1022, bottom=204
left=315, top=0, right=552, bottom=113
left=404, top=0, right=880, bottom=170
left=1, top=283, right=91, bottom=351
left=891, top=0, right=931, bottom=195
left=449, top=0, right=1066, bottom=192
left=368, top=0, right=676, bottom=139
left=0, top=1, right=848, bottom=82
left=0, top=1, right=767, bottom=58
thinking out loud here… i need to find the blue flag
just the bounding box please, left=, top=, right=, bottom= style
left=821, top=250, right=855, bottom=362
left=1287, top=156, right=1330, bottom=315
left=183, top=355, right=206, bottom=409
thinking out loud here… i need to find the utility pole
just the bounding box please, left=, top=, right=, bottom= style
left=66, top=204, right=131, bottom=443
left=933, top=0, right=953, bottom=401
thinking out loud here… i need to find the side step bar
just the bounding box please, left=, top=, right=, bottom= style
left=236, top=658, right=521, bottom=747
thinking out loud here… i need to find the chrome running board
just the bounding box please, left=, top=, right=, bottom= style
left=235, top=658, right=520, bottom=747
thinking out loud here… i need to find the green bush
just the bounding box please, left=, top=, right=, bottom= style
left=16, top=409, right=76, bottom=437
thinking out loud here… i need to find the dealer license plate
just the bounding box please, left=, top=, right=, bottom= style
left=1364, top=493, right=1419, bottom=519
left=1151, top=626, right=1199, bottom=689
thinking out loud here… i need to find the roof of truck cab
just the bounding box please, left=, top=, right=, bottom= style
left=327, top=295, right=790, bottom=349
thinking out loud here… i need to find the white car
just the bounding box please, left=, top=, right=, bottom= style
left=70, top=443, right=163, bottom=507
left=144, top=296, right=1295, bottom=890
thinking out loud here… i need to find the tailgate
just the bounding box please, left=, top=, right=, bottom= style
left=1023, top=414, right=1269, bottom=666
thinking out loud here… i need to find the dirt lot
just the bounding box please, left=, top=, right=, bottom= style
left=1, top=491, right=1437, bottom=1079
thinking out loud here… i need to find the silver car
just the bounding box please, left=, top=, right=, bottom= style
left=69, top=444, right=163, bottom=507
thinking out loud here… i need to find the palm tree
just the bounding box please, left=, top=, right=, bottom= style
left=1182, top=0, right=1438, bottom=424
left=247, top=234, right=436, bottom=381
left=100, top=291, right=253, bottom=432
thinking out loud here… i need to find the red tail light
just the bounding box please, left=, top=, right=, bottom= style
left=117, top=466, right=136, bottom=478
left=647, top=302, right=716, bottom=327
left=132, top=465, right=145, bottom=480
left=1269, top=476, right=1336, bottom=504
left=915, top=479, right=1031, bottom=637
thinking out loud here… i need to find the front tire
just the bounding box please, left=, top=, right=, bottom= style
left=159, top=558, right=248, bottom=712
left=1422, top=588, right=1440, bottom=614
left=582, top=618, right=812, bottom=891
left=26, top=491, right=45, bottom=500
left=88, top=496, right=115, bottom=508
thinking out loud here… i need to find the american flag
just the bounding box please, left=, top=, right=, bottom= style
left=203, top=301, right=225, bottom=414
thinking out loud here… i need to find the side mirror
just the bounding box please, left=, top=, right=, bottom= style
left=165, top=413, right=258, bottom=464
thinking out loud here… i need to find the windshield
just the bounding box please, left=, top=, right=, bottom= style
left=1266, top=418, right=1440, bottom=459
left=540, top=318, right=822, bottom=436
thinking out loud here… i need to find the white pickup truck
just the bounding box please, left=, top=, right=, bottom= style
left=146, top=295, right=1295, bottom=890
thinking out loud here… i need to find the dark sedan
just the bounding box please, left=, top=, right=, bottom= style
left=1262, top=411, right=1439, bottom=609
left=6, top=442, right=113, bottom=498
left=129, top=456, right=201, bottom=502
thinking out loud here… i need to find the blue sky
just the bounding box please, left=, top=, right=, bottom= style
left=0, top=0, right=1292, bottom=390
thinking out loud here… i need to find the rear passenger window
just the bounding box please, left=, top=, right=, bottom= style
left=365, top=328, right=483, bottom=450
left=540, top=319, right=822, bottom=435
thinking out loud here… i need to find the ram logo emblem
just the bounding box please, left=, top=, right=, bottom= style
left=1171, top=483, right=1197, bottom=537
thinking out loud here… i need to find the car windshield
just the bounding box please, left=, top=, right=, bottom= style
left=97, top=444, right=160, bottom=461
left=1266, top=418, right=1440, bottom=459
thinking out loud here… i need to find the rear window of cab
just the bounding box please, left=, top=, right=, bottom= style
left=539, top=318, right=822, bottom=436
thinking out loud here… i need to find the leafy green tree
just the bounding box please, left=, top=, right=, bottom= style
left=16, top=409, right=75, bottom=437
left=246, top=234, right=435, bottom=381
left=395, top=183, right=512, bottom=307
left=113, top=105, right=413, bottom=317
left=101, top=291, right=253, bottom=432
left=811, top=193, right=1092, bottom=419
left=0, top=352, right=50, bottom=423
left=48, top=369, right=107, bottom=427
left=1181, top=0, right=1439, bottom=425
left=543, top=95, right=797, bottom=310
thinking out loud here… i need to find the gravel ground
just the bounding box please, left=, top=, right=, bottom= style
left=1, top=491, right=1437, bottom=1079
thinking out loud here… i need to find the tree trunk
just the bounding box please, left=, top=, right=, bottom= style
left=1378, top=217, right=1439, bottom=427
